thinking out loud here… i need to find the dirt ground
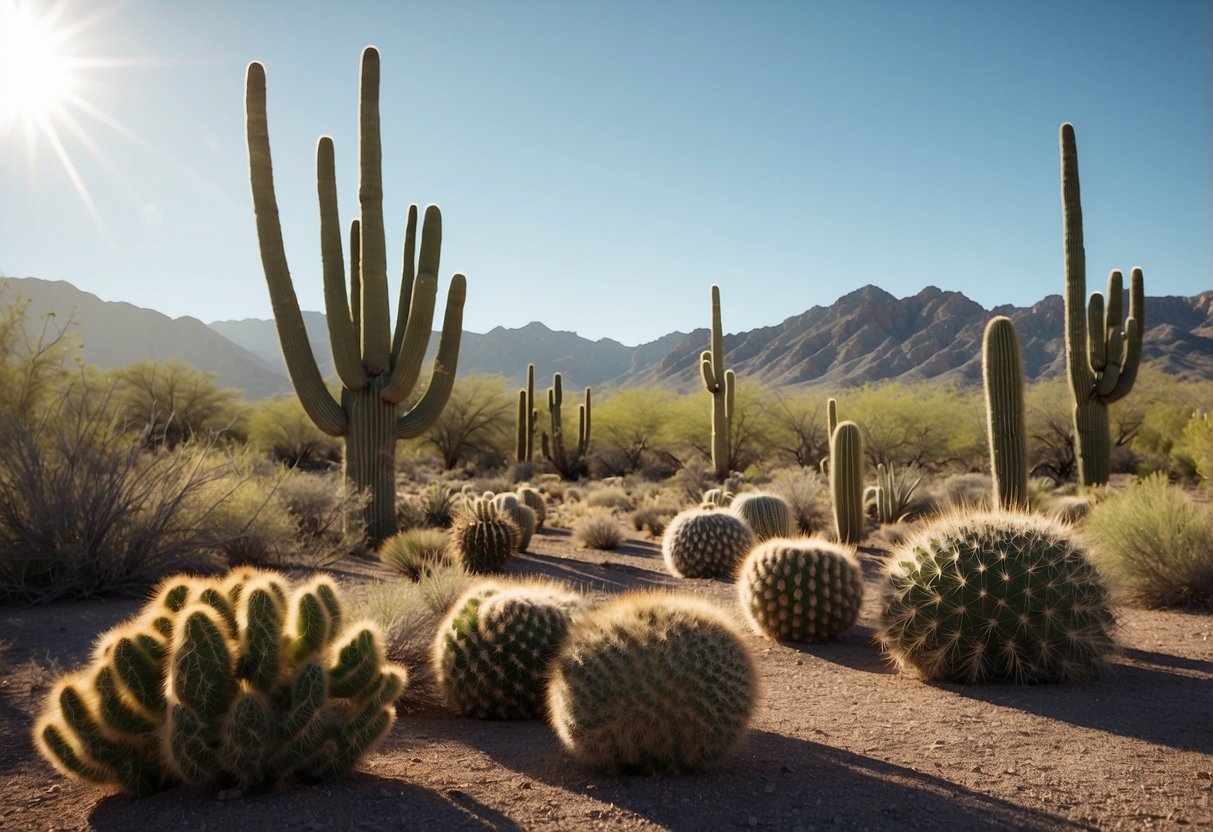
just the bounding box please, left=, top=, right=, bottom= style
left=2, top=525, right=1211, bottom=831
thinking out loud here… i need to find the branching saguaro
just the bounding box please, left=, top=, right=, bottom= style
left=701, top=284, right=735, bottom=483
left=541, top=372, right=590, bottom=480
left=1059, top=122, right=1144, bottom=486
left=245, top=46, right=466, bottom=542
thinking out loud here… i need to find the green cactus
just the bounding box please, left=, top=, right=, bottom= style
left=700, top=486, right=735, bottom=510
left=516, top=486, right=547, bottom=530
left=701, top=284, right=736, bottom=483
left=450, top=497, right=521, bottom=573
left=491, top=492, right=536, bottom=552
left=661, top=508, right=755, bottom=579
left=983, top=316, right=1028, bottom=508
left=878, top=510, right=1115, bottom=684
left=730, top=492, right=793, bottom=542
left=245, top=46, right=466, bottom=543
left=433, top=579, right=584, bottom=719
left=516, top=364, right=538, bottom=463
left=830, top=420, right=864, bottom=544
left=863, top=462, right=923, bottom=524
left=547, top=592, right=756, bottom=773
left=737, top=537, right=865, bottom=643
left=540, top=372, right=591, bottom=480
left=34, top=569, right=406, bottom=795
left=1059, top=123, right=1145, bottom=486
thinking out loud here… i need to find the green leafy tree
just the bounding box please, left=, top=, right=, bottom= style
left=248, top=395, right=342, bottom=469
left=109, top=358, right=245, bottom=448
left=420, top=375, right=515, bottom=470
left=0, top=289, right=79, bottom=420
left=592, top=388, right=682, bottom=476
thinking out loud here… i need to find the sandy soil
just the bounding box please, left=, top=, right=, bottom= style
left=2, top=526, right=1211, bottom=831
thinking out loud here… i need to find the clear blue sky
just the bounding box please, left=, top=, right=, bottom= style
left=0, top=0, right=1208, bottom=346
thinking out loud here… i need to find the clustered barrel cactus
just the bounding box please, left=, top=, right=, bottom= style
left=662, top=508, right=755, bottom=578
left=547, top=592, right=756, bottom=773
left=730, top=492, right=793, bottom=541
left=491, top=492, right=536, bottom=552
left=1059, top=122, right=1145, bottom=487
left=517, top=486, right=547, bottom=529
left=246, top=47, right=466, bottom=542
left=878, top=511, right=1116, bottom=684
left=434, top=579, right=584, bottom=720
left=983, top=316, right=1028, bottom=508
left=449, top=497, right=521, bottom=573
left=702, top=284, right=735, bottom=483
left=35, top=569, right=406, bottom=795
left=738, top=537, right=864, bottom=643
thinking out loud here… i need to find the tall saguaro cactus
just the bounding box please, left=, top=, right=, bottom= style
left=830, top=420, right=864, bottom=545
left=1059, top=122, right=1144, bottom=486
left=246, top=47, right=466, bottom=542
left=541, top=373, right=591, bottom=480
left=983, top=316, right=1027, bottom=509
left=702, top=284, right=735, bottom=483
left=516, top=364, right=537, bottom=463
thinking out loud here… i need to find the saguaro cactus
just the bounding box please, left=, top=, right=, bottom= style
left=1059, top=122, right=1144, bottom=486
left=701, top=284, right=735, bottom=482
left=541, top=372, right=591, bottom=480
left=830, top=421, right=864, bottom=544
left=516, top=364, right=537, bottom=463
left=245, top=47, right=466, bottom=542
left=983, top=316, right=1027, bottom=509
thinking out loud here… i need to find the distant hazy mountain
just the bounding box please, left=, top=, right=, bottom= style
left=5, top=276, right=1209, bottom=401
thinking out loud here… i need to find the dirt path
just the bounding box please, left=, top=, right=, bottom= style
left=2, top=528, right=1210, bottom=831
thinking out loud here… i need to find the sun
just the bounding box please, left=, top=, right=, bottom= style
left=0, top=1, right=81, bottom=129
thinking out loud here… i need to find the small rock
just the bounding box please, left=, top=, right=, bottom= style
left=763, top=784, right=776, bottom=794
left=833, top=815, right=844, bottom=825
left=748, top=817, right=758, bottom=827
left=1196, top=771, right=1211, bottom=780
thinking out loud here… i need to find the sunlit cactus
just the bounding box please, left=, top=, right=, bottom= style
left=491, top=492, right=536, bottom=552
left=450, top=497, right=521, bottom=573
left=983, top=316, right=1028, bottom=508
left=662, top=507, right=755, bottom=579
left=701, top=284, right=735, bottom=483
left=245, top=46, right=466, bottom=542
left=541, top=372, right=591, bottom=480
left=737, top=537, right=864, bottom=643
left=730, top=492, right=793, bottom=541
left=830, top=420, right=864, bottom=544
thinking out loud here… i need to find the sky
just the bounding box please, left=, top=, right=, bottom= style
left=0, top=0, right=1208, bottom=347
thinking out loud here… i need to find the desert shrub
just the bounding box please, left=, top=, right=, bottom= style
left=865, top=462, right=926, bottom=523
left=930, top=472, right=991, bottom=510
left=419, top=375, right=515, bottom=470
left=573, top=507, right=624, bottom=550
left=586, top=485, right=633, bottom=511
left=379, top=528, right=451, bottom=578
left=1045, top=494, right=1093, bottom=524
left=1083, top=474, right=1213, bottom=607
left=767, top=467, right=831, bottom=534
left=361, top=563, right=470, bottom=667
left=418, top=483, right=458, bottom=528
left=109, top=358, right=246, bottom=449
left=247, top=395, right=341, bottom=469
left=1182, top=412, right=1213, bottom=487
left=670, top=455, right=716, bottom=503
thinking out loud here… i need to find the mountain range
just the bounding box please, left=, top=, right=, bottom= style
left=4, top=276, right=1210, bottom=400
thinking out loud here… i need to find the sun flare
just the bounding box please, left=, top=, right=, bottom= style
left=0, top=1, right=81, bottom=127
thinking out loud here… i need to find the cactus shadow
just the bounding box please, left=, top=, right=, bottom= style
left=503, top=551, right=678, bottom=595
left=88, top=773, right=500, bottom=832
left=781, top=625, right=895, bottom=675
left=943, top=653, right=1212, bottom=754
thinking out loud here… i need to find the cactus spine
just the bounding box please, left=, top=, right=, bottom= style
left=246, top=47, right=466, bottom=542
left=983, top=316, right=1028, bottom=508
left=541, top=373, right=591, bottom=480
left=701, top=284, right=735, bottom=482
left=661, top=508, right=755, bottom=579
left=516, top=363, right=537, bottom=463
left=547, top=592, right=756, bottom=773
left=1060, top=122, right=1144, bottom=486
left=450, top=497, right=521, bottom=573
left=830, top=420, right=864, bottom=544
left=34, top=570, right=406, bottom=795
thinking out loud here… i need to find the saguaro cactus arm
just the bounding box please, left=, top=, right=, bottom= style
left=1093, top=267, right=1144, bottom=401
left=317, top=137, right=368, bottom=392
left=394, top=274, right=467, bottom=439
left=382, top=205, right=442, bottom=404
left=357, top=48, right=391, bottom=375
left=245, top=62, right=347, bottom=437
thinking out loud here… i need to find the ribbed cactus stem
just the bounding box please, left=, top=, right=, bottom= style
left=831, top=421, right=864, bottom=544
left=515, top=363, right=536, bottom=463
left=541, top=372, right=591, bottom=480
left=701, top=284, right=734, bottom=482
left=1060, top=122, right=1145, bottom=486
left=983, top=316, right=1028, bottom=509
left=246, top=46, right=467, bottom=542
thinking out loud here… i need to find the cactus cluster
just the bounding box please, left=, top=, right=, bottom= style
left=1059, top=123, right=1145, bottom=487
left=491, top=493, right=536, bottom=552
left=541, top=373, right=591, bottom=480
left=516, top=363, right=538, bottom=463
left=738, top=537, right=864, bottom=643
left=449, top=497, right=521, bottom=573
left=433, top=579, right=584, bottom=720
left=983, top=316, right=1028, bottom=509
left=35, top=569, right=406, bottom=795
left=730, top=492, right=793, bottom=541
left=702, top=284, right=736, bottom=483
left=547, top=592, right=756, bottom=773
left=878, top=511, right=1116, bottom=684
left=246, top=47, right=466, bottom=542
left=661, top=508, right=755, bottom=579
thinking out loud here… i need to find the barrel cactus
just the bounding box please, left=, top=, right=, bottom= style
left=492, top=492, right=536, bottom=552
left=730, top=493, right=793, bottom=541
left=662, top=508, right=755, bottom=579
left=450, top=497, right=521, bottom=573
left=737, top=537, right=864, bottom=643
left=547, top=592, right=756, bottom=773
left=433, top=579, right=584, bottom=719
left=878, top=511, right=1115, bottom=684
left=34, top=569, right=406, bottom=795
left=517, top=486, right=547, bottom=529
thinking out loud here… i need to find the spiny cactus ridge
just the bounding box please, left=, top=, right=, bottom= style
left=983, top=316, right=1028, bottom=508
left=517, top=486, right=547, bottom=529
left=433, top=579, right=584, bottom=719
left=450, top=497, right=521, bottom=573
left=878, top=511, right=1116, bottom=684
left=34, top=569, right=406, bottom=795
left=492, top=492, right=536, bottom=552
left=547, top=592, right=756, bottom=773
left=738, top=537, right=865, bottom=643
left=730, top=492, right=794, bottom=541
left=662, top=508, right=755, bottom=579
